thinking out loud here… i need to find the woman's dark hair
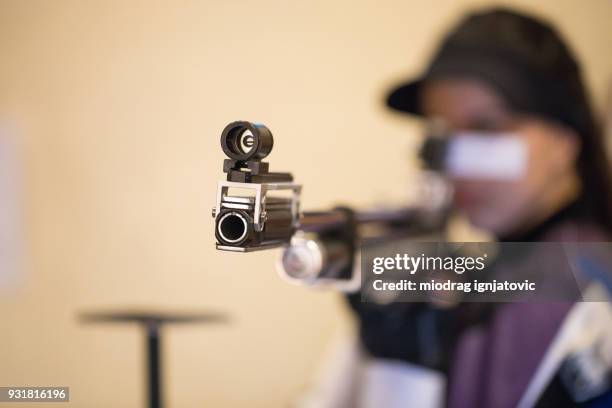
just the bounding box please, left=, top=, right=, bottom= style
left=470, top=9, right=612, bottom=234
left=568, top=71, right=612, bottom=234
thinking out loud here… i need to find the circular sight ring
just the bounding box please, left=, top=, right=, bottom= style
left=220, top=121, right=273, bottom=161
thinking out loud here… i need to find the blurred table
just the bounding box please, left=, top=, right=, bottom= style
left=80, top=309, right=229, bottom=408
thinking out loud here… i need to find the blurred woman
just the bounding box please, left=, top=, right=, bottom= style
left=344, top=8, right=612, bottom=408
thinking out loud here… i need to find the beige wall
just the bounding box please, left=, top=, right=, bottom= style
left=0, top=1, right=610, bottom=407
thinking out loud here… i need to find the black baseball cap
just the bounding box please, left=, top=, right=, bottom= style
left=386, top=8, right=591, bottom=139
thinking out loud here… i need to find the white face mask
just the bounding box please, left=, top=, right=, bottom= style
left=444, top=132, right=527, bottom=181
